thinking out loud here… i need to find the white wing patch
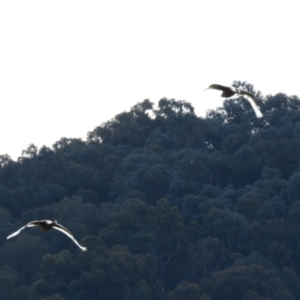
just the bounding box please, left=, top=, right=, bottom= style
left=7, top=223, right=36, bottom=239
left=243, top=95, right=263, bottom=118
left=7, top=226, right=26, bottom=239
left=52, top=226, right=87, bottom=251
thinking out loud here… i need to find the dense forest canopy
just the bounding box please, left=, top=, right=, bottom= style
left=1, top=82, right=300, bottom=299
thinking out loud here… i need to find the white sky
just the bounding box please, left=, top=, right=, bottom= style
left=1, top=1, right=299, bottom=160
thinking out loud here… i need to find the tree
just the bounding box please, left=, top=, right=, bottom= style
left=167, top=282, right=210, bottom=300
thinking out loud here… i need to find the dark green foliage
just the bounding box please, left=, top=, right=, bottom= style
left=3, top=92, right=300, bottom=299
left=167, top=282, right=210, bottom=300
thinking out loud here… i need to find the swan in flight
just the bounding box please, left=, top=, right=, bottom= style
left=205, top=84, right=263, bottom=118
left=7, top=220, right=87, bottom=251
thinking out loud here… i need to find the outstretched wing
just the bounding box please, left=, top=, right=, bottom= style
left=205, top=84, right=228, bottom=91
left=6, top=222, right=37, bottom=239
left=7, top=226, right=26, bottom=239
left=238, top=90, right=263, bottom=118
left=205, top=84, right=237, bottom=98
left=26, top=220, right=44, bottom=226
left=52, top=225, right=87, bottom=251
left=52, top=222, right=72, bottom=235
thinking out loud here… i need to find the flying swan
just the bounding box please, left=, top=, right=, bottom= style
left=7, top=220, right=87, bottom=251
left=205, top=84, right=263, bottom=118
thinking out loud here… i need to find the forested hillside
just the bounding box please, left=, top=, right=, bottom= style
left=1, top=82, right=300, bottom=299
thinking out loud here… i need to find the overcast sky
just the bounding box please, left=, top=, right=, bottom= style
left=1, top=1, right=299, bottom=160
